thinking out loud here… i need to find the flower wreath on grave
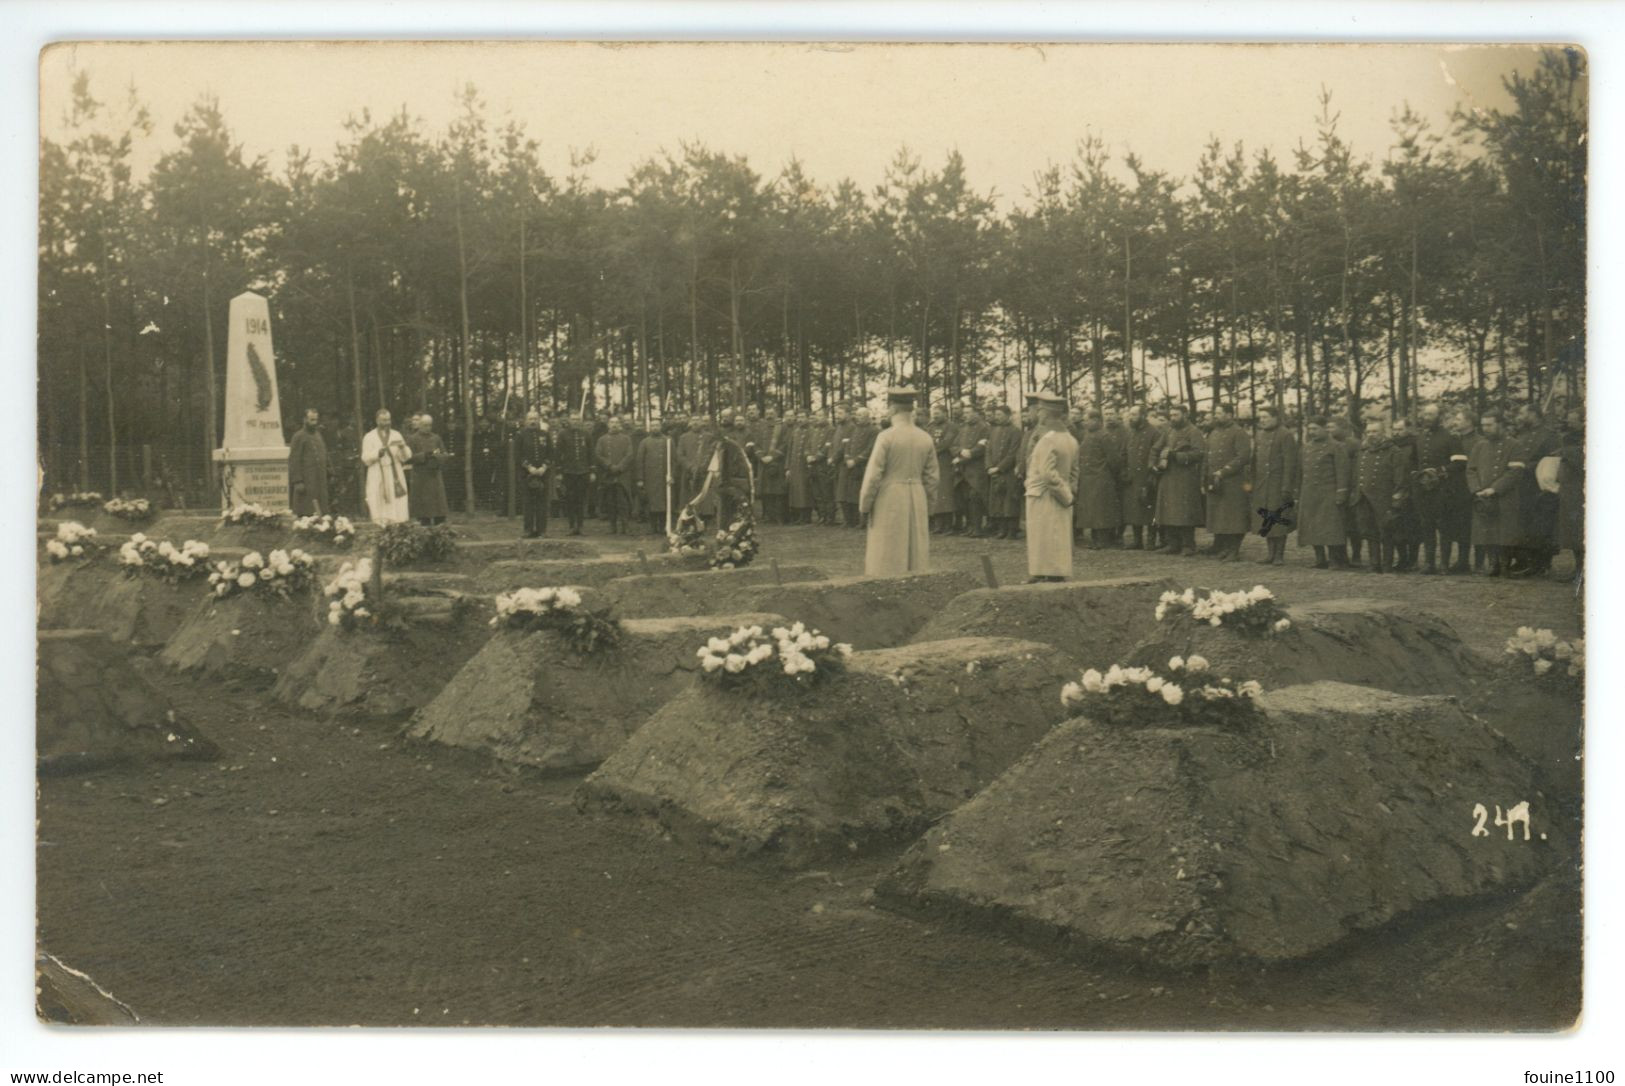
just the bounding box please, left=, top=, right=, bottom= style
left=219, top=502, right=286, bottom=528
left=293, top=513, right=358, bottom=547
left=322, top=557, right=407, bottom=632
left=43, top=521, right=103, bottom=564
left=666, top=506, right=709, bottom=558
left=1154, top=585, right=1292, bottom=636
left=118, top=533, right=212, bottom=583
left=695, top=620, right=852, bottom=696
left=102, top=497, right=154, bottom=522
left=206, top=548, right=316, bottom=601
left=376, top=522, right=458, bottom=565
left=1061, top=656, right=1264, bottom=730
left=491, top=586, right=624, bottom=655
left=708, top=506, right=760, bottom=570
left=47, top=491, right=104, bottom=513
left=1504, top=626, right=1584, bottom=686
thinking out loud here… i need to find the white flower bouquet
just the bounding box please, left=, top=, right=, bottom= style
left=1060, top=655, right=1264, bottom=729
left=206, top=547, right=316, bottom=601
left=324, top=557, right=378, bottom=630
left=696, top=620, right=853, bottom=695
left=102, top=496, right=154, bottom=521
left=1155, top=585, right=1292, bottom=636
left=47, top=491, right=104, bottom=512
left=219, top=502, right=286, bottom=528
left=1504, top=626, right=1584, bottom=684
left=708, top=509, right=760, bottom=570
left=118, top=533, right=211, bottom=583
left=293, top=513, right=358, bottom=547
left=491, top=585, right=622, bottom=654
left=44, top=521, right=102, bottom=563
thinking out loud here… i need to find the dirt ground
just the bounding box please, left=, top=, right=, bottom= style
left=35, top=516, right=1583, bottom=1029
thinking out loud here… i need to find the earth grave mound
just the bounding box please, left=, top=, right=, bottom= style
left=37, top=550, right=248, bottom=648
left=578, top=636, right=1077, bottom=866
left=158, top=587, right=326, bottom=680
left=910, top=575, right=1178, bottom=664
left=406, top=611, right=789, bottom=772
left=598, top=564, right=827, bottom=619
left=271, top=595, right=493, bottom=719
left=38, top=629, right=218, bottom=773
left=877, top=681, right=1564, bottom=970
left=475, top=552, right=707, bottom=593
left=724, top=569, right=983, bottom=650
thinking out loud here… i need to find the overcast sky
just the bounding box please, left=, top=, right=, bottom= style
left=39, top=40, right=1561, bottom=206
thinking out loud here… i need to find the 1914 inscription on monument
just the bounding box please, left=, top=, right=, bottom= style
left=212, top=291, right=289, bottom=510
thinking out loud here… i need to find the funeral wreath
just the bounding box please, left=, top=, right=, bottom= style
left=219, top=502, right=286, bottom=528
left=207, top=548, right=317, bottom=601
left=1155, top=585, right=1292, bottom=636
left=102, top=496, right=154, bottom=522
left=293, top=513, right=358, bottom=548
left=376, top=522, right=458, bottom=566
left=43, top=521, right=103, bottom=564
left=1504, top=626, right=1585, bottom=685
left=491, top=586, right=624, bottom=655
left=118, top=534, right=212, bottom=583
left=696, top=620, right=852, bottom=696
left=1061, top=656, right=1264, bottom=730
left=47, top=491, right=104, bottom=512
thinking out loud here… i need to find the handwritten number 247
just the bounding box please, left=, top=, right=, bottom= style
left=1472, top=801, right=1531, bottom=841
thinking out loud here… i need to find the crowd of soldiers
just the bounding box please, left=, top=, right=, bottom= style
left=501, top=395, right=1583, bottom=583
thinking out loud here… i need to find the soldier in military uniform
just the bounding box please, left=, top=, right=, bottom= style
left=1202, top=403, right=1252, bottom=561
left=1074, top=408, right=1123, bottom=549
left=1297, top=415, right=1351, bottom=569
left=1150, top=404, right=1204, bottom=557
left=928, top=402, right=958, bottom=534
left=1408, top=403, right=1462, bottom=574
left=1118, top=405, right=1157, bottom=551
left=1467, top=412, right=1510, bottom=577
left=951, top=402, right=991, bottom=536
left=984, top=404, right=1022, bottom=539
left=1249, top=404, right=1298, bottom=566
left=1350, top=417, right=1410, bottom=574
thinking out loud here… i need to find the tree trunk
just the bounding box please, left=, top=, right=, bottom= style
left=101, top=277, right=118, bottom=493
left=201, top=264, right=219, bottom=490
left=454, top=194, right=476, bottom=513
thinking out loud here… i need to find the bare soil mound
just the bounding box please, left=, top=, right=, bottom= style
left=158, top=589, right=326, bottom=681
left=1124, top=597, right=1578, bottom=796
left=579, top=637, right=1076, bottom=866
left=37, top=561, right=237, bottom=648
left=726, top=569, right=983, bottom=650
left=475, top=553, right=708, bottom=593
left=910, top=575, right=1177, bottom=663
left=598, top=564, right=827, bottom=619
left=406, top=612, right=788, bottom=772
left=38, top=629, right=217, bottom=773
left=271, top=604, right=492, bottom=720
left=878, top=681, right=1564, bottom=969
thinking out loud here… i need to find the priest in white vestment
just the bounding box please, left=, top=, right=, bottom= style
left=361, top=408, right=413, bottom=524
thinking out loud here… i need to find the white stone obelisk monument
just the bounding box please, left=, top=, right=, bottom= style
left=211, top=291, right=289, bottom=510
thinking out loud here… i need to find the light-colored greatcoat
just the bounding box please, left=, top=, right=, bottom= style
left=858, top=420, right=939, bottom=576
left=1024, top=426, right=1080, bottom=578
left=361, top=426, right=413, bottom=524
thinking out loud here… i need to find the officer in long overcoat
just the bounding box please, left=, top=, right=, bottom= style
left=1249, top=405, right=1298, bottom=565
left=1202, top=404, right=1252, bottom=561
left=1296, top=415, right=1351, bottom=568
left=1150, top=404, right=1205, bottom=556
left=1074, top=408, right=1123, bottom=547
left=1118, top=405, right=1157, bottom=549
left=1467, top=412, right=1510, bottom=576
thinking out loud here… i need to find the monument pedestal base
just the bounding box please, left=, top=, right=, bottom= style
left=213, top=445, right=289, bottom=511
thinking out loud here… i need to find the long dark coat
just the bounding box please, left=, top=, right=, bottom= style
left=1440, top=429, right=1475, bottom=540
left=929, top=420, right=958, bottom=515
left=1203, top=423, right=1252, bottom=534
left=985, top=422, right=1023, bottom=518
left=1467, top=433, right=1510, bottom=546
left=515, top=425, right=556, bottom=500
left=1557, top=425, right=1584, bottom=553
left=1499, top=425, right=1559, bottom=548
left=1412, top=422, right=1462, bottom=527
left=830, top=421, right=857, bottom=504
left=406, top=430, right=451, bottom=520
left=756, top=420, right=788, bottom=497
left=1353, top=437, right=1411, bottom=539
left=1074, top=428, right=1123, bottom=530
left=1250, top=426, right=1299, bottom=538
left=1386, top=434, right=1422, bottom=543
left=841, top=422, right=878, bottom=504
left=287, top=427, right=331, bottom=516
left=1296, top=437, right=1350, bottom=546
left=1152, top=422, right=1205, bottom=527
left=953, top=419, right=991, bottom=501
left=635, top=431, right=674, bottom=513
left=1119, top=421, right=1156, bottom=526
left=786, top=424, right=813, bottom=510
left=676, top=428, right=705, bottom=503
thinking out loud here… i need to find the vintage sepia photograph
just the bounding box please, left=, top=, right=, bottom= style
left=31, top=34, right=1588, bottom=1049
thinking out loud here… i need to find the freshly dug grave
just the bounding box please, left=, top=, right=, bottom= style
left=475, top=552, right=707, bottom=593
left=725, top=569, right=984, bottom=650
left=1126, top=598, right=1487, bottom=695
left=579, top=636, right=1077, bottom=866
left=38, top=629, right=217, bottom=773
left=598, top=564, right=827, bottom=619
left=37, top=558, right=245, bottom=648
left=270, top=601, right=492, bottom=720
left=1124, top=597, right=1579, bottom=797
left=878, top=681, right=1564, bottom=970
left=406, top=612, right=788, bottom=772
left=910, top=575, right=1177, bottom=664
left=158, top=588, right=326, bottom=681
